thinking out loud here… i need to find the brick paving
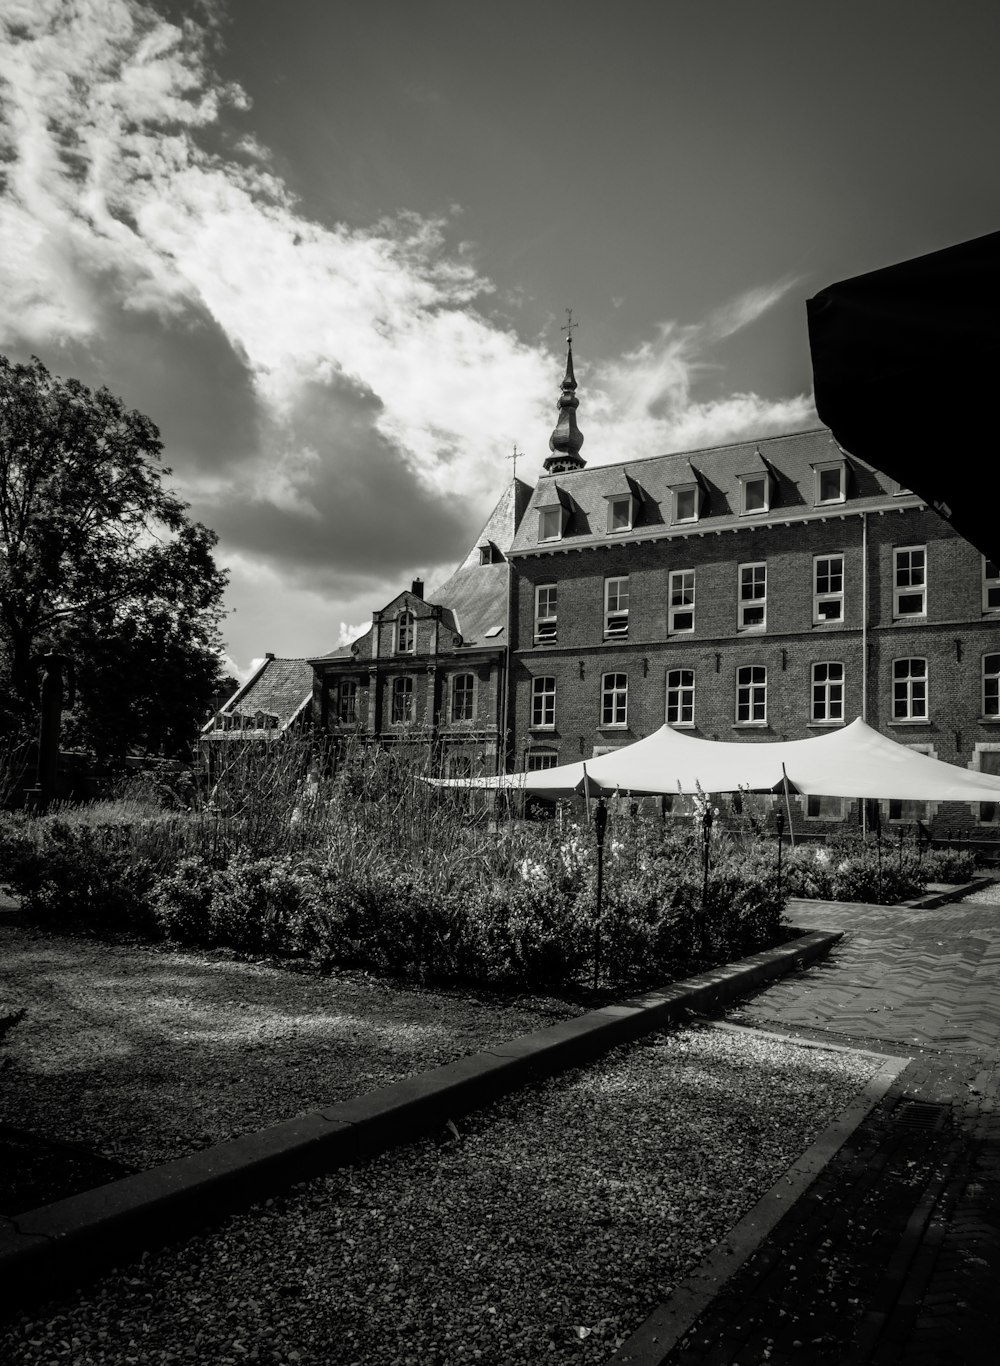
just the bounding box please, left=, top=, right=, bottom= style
left=657, top=894, right=1000, bottom=1366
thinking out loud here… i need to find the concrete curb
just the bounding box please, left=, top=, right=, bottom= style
left=0, top=928, right=840, bottom=1315
left=607, top=1045, right=911, bottom=1365
left=903, top=876, right=995, bottom=909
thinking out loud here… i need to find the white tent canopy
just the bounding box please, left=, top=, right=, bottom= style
left=436, top=719, right=1000, bottom=803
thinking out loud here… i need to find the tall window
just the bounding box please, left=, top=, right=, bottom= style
left=814, top=461, right=846, bottom=505
left=669, top=570, right=695, bottom=633
left=666, top=668, right=695, bottom=726
left=983, top=558, right=1000, bottom=612
left=338, top=678, right=357, bottom=723
left=736, top=665, right=767, bottom=723
left=604, top=576, right=630, bottom=637
left=814, top=555, right=844, bottom=623
left=740, top=474, right=770, bottom=515
left=892, top=658, right=928, bottom=720
left=888, top=745, right=934, bottom=822
left=391, top=675, right=414, bottom=723
left=672, top=485, right=698, bottom=524
left=893, top=546, right=926, bottom=617
left=538, top=507, right=562, bottom=541
left=531, top=676, right=556, bottom=729
left=396, top=610, right=415, bottom=653
left=738, top=562, right=767, bottom=631
left=607, top=495, right=634, bottom=533
left=534, top=584, right=557, bottom=642
left=806, top=795, right=844, bottom=820
left=601, top=673, right=628, bottom=727
left=526, top=750, right=558, bottom=771
left=984, top=654, right=1000, bottom=718
left=812, top=662, right=844, bottom=722
left=451, top=673, right=475, bottom=722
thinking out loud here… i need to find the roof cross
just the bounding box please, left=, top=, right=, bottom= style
left=562, top=308, right=579, bottom=345
left=507, top=442, right=522, bottom=481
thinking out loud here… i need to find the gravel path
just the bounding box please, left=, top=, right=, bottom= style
left=0, top=918, right=574, bottom=1175
left=1, top=1024, right=883, bottom=1366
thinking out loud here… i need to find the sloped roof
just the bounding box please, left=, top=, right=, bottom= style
left=509, top=427, right=918, bottom=556
left=203, top=657, right=313, bottom=734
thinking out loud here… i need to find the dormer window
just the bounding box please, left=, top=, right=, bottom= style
left=538, top=506, right=563, bottom=542
left=739, top=472, right=771, bottom=515
left=478, top=542, right=501, bottom=565
left=814, top=460, right=847, bottom=505
left=396, top=610, right=415, bottom=654
left=606, top=494, right=635, bottom=534
left=672, top=484, right=699, bottom=524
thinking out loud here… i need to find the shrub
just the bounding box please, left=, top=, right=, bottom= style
left=830, top=852, right=926, bottom=904
left=0, top=814, right=155, bottom=930
left=209, top=853, right=318, bottom=954
left=152, top=857, right=219, bottom=944
left=921, top=847, right=979, bottom=884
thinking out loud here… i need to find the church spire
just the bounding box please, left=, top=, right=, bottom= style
left=544, top=312, right=586, bottom=474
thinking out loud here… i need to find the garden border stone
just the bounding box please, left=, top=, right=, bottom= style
left=0, top=927, right=840, bottom=1315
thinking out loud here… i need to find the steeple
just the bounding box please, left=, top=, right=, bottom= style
left=544, top=315, right=586, bottom=474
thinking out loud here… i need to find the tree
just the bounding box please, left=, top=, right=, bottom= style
left=0, top=354, right=229, bottom=761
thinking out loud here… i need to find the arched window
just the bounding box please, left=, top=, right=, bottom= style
left=396, top=611, right=415, bottom=654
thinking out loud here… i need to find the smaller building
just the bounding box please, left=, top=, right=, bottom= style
left=201, top=653, right=314, bottom=741
left=310, top=480, right=533, bottom=776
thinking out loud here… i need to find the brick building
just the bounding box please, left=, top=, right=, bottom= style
left=310, top=478, right=532, bottom=778
left=300, top=339, right=998, bottom=835
left=503, top=341, right=1000, bottom=835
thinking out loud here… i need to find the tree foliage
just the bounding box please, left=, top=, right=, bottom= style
left=0, top=354, right=228, bottom=760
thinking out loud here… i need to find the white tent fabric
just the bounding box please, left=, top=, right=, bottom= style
left=435, top=718, right=1000, bottom=802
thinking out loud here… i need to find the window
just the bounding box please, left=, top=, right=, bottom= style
left=813, top=554, right=844, bottom=623
left=604, top=576, right=630, bottom=637
left=806, top=794, right=845, bottom=820
left=396, top=610, right=415, bottom=653
left=526, top=750, right=558, bottom=771
left=893, top=546, right=926, bottom=617
left=812, top=662, right=844, bottom=722
left=887, top=746, right=935, bottom=821
left=538, top=507, right=562, bottom=542
left=391, top=675, right=414, bottom=723
left=451, top=673, right=475, bottom=722
left=672, top=485, right=699, bottom=524
left=668, top=570, right=695, bottom=633
left=738, top=562, right=767, bottom=631
left=984, top=654, right=1000, bottom=718
left=601, top=673, right=628, bottom=727
left=478, top=543, right=499, bottom=565
left=534, top=584, right=557, bottom=642
left=446, top=754, right=473, bottom=780
left=983, top=558, right=1000, bottom=612
left=739, top=474, right=770, bottom=515
left=736, top=665, right=767, bottom=723
left=531, top=676, right=556, bottom=729
left=666, top=669, right=695, bottom=726
left=814, top=461, right=846, bottom=505
left=892, top=658, right=928, bottom=720
left=338, top=678, right=357, bottom=723
left=607, top=495, right=634, bottom=533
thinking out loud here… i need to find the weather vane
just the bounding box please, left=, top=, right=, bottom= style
left=563, top=308, right=579, bottom=345
left=507, top=442, right=522, bottom=481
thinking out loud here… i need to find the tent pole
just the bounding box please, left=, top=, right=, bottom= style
left=781, top=764, right=796, bottom=848
left=582, top=762, right=591, bottom=824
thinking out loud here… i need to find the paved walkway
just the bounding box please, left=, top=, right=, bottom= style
left=663, top=895, right=1000, bottom=1365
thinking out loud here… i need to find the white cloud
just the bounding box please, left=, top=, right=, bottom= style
left=0, top=0, right=815, bottom=670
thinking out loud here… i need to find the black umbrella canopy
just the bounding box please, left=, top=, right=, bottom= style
left=807, top=231, right=1000, bottom=563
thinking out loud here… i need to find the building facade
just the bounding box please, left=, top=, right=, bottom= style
left=504, top=343, right=1000, bottom=834
left=283, top=340, right=999, bottom=835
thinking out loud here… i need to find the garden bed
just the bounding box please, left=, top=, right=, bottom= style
left=0, top=1023, right=884, bottom=1365
left=0, top=914, right=575, bottom=1210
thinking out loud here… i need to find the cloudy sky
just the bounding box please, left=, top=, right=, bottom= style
left=2, top=0, right=999, bottom=677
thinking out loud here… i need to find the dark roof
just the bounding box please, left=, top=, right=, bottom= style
left=509, top=427, right=919, bottom=556
left=203, top=657, right=313, bottom=734
left=433, top=561, right=508, bottom=644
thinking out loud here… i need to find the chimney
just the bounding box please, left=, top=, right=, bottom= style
left=265, top=651, right=275, bottom=660
left=411, top=578, right=424, bottom=600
